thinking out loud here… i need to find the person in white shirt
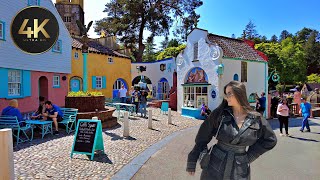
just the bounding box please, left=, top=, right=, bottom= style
left=277, top=98, right=290, bottom=136
left=118, top=85, right=128, bottom=103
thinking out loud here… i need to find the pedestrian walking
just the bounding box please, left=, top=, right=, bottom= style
left=277, top=98, right=290, bottom=136
left=186, top=81, right=277, bottom=180
left=299, top=97, right=312, bottom=132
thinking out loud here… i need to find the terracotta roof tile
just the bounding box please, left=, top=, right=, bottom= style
left=208, top=34, right=266, bottom=62
left=72, top=38, right=129, bottom=59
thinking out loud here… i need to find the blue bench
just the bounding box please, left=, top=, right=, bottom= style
left=0, top=116, right=33, bottom=144
left=60, top=108, right=78, bottom=134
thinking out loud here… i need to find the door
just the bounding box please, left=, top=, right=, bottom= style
left=71, top=79, right=81, bottom=92
left=39, top=76, right=48, bottom=100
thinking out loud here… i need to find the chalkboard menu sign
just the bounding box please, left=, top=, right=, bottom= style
left=71, top=119, right=105, bottom=160
left=74, top=121, right=97, bottom=153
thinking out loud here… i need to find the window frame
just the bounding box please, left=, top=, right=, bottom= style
left=28, top=0, right=40, bottom=6
left=8, top=70, right=22, bottom=96
left=113, top=80, right=123, bottom=90
left=108, top=57, right=114, bottom=64
left=53, top=75, right=60, bottom=88
left=74, top=52, right=79, bottom=59
left=0, top=21, right=5, bottom=41
left=96, top=76, right=102, bottom=89
left=182, top=85, right=208, bottom=108
left=193, top=42, right=199, bottom=61
left=52, top=40, right=62, bottom=53
left=241, top=61, right=248, bottom=82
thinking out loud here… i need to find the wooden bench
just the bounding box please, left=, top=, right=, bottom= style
left=0, top=116, right=33, bottom=144
left=59, top=108, right=78, bottom=134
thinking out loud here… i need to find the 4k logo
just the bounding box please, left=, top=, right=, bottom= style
left=11, top=7, right=59, bottom=54
left=18, top=19, right=50, bottom=38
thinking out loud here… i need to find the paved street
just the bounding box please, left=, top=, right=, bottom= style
left=132, top=117, right=320, bottom=180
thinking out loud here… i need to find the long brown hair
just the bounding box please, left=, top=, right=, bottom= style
left=210, top=81, right=260, bottom=127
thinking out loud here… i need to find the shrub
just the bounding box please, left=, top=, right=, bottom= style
left=67, top=91, right=103, bottom=97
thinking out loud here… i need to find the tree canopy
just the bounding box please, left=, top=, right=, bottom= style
left=95, top=0, right=203, bottom=62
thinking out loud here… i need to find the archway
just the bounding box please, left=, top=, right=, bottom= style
left=132, top=75, right=152, bottom=91
left=233, top=74, right=239, bottom=81
left=39, top=76, right=48, bottom=100
left=70, top=76, right=83, bottom=92
left=112, top=78, right=128, bottom=98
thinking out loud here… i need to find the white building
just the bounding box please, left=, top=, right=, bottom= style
left=177, top=28, right=268, bottom=119
left=131, top=57, right=177, bottom=99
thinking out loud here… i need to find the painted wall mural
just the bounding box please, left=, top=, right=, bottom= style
left=185, top=67, right=208, bottom=83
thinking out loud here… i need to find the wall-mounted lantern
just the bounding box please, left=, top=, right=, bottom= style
left=217, top=64, right=224, bottom=76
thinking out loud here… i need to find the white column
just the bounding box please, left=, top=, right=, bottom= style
left=0, top=129, right=14, bottom=180
left=168, top=108, right=172, bottom=124
left=148, top=109, right=153, bottom=129
left=123, top=112, right=129, bottom=137
left=92, top=116, right=98, bottom=120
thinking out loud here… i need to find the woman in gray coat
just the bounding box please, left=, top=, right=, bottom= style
left=186, top=81, right=277, bottom=180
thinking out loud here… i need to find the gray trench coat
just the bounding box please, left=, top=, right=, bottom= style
left=186, top=107, right=277, bottom=180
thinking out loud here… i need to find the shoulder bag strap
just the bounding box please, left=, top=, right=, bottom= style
left=209, top=115, right=225, bottom=154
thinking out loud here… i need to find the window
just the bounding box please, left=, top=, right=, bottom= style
left=108, top=57, right=114, bottom=63
left=52, top=40, right=62, bottom=53
left=64, top=16, right=72, bottom=22
left=233, top=74, right=239, bottom=81
left=8, top=70, right=21, bottom=96
left=74, top=52, right=79, bottom=59
left=28, top=0, right=39, bottom=5
left=53, top=75, right=60, bottom=88
left=183, top=86, right=208, bottom=108
left=241, top=62, right=247, bottom=82
left=193, top=42, right=198, bottom=60
left=96, top=76, right=102, bottom=89
left=0, top=21, right=5, bottom=40
left=113, top=80, right=123, bottom=90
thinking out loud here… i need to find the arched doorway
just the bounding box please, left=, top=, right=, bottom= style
left=157, top=77, right=169, bottom=100
left=112, top=78, right=128, bottom=98
left=39, top=76, right=48, bottom=100
left=70, top=76, right=83, bottom=92
left=132, top=75, right=152, bottom=90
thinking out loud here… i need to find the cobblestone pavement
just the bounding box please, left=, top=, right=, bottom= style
left=13, top=108, right=202, bottom=180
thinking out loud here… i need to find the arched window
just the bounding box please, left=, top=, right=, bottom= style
left=233, top=74, right=239, bottom=81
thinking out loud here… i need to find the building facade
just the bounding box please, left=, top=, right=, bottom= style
left=70, top=38, right=131, bottom=98
left=131, top=58, right=177, bottom=100
left=177, top=28, right=268, bottom=119
left=55, top=0, right=84, bottom=36
left=0, top=0, right=72, bottom=113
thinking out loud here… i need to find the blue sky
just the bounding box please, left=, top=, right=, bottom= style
left=52, top=0, right=320, bottom=47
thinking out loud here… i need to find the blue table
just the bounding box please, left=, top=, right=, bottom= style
left=113, top=103, right=137, bottom=119
left=26, top=120, right=53, bottom=140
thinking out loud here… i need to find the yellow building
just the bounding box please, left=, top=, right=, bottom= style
left=69, top=38, right=132, bottom=98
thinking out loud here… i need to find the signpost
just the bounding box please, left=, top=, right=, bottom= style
left=70, top=119, right=104, bottom=160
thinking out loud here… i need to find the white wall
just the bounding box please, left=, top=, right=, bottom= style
left=0, top=0, right=72, bottom=73
left=177, top=29, right=222, bottom=112
left=131, top=58, right=176, bottom=88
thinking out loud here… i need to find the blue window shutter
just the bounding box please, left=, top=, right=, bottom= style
left=92, top=76, right=96, bottom=89
left=102, top=76, right=106, bottom=89
left=0, top=68, right=8, bottom=98
left=22, top=70, right=31, bottom=97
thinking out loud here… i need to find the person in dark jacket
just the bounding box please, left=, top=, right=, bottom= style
left=1, top=99, right=25, bottom=126
left=186, top=81, right=277, bottom=180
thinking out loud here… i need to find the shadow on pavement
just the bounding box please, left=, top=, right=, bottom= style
left=104, top=131, right=137, bottom=141
left=268, top=118, right=320, bottom=131
left=288, top=135, right=319, bottom=142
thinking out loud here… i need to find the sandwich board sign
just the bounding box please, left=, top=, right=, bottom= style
left=70, top=119, right=104, bottom=160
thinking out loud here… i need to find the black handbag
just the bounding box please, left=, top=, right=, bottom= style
left=199, top=116, right=224, bottom=169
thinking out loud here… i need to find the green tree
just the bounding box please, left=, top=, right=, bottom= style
left=307, top=73, right=320, bottom=83
left=143, top=39, right=157, bottom=62
left=296, top=27, right=314, bottom=42
left=95, top=0, right=203, bottom=62
left=279, top=30, right=293, bottom=42
left=157, top=44, right=186, bottom=60
left=270, top=35, right=278, bottom=43
left=304, top=30, right=320, bottom=74
left=277, top=37, right=306, bottom=84
left=167, top=39, right=181, bottom=48
left=244, top=20, right=259, bottom=40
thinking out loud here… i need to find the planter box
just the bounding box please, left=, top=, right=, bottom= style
left=65, top=96, right=105, bottom=112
